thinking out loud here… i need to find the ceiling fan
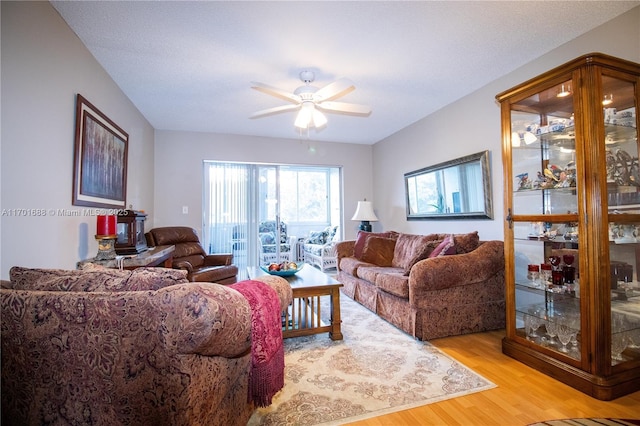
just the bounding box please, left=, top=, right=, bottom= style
left=250, top=71, right=371, bottom=130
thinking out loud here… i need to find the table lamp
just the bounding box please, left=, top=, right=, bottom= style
left=351, top=200, right=378, bottom=232
left=95, top=215, right=117, bottom=260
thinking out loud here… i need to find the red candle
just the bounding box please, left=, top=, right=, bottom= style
left=96, top=215, right=116, bottom=237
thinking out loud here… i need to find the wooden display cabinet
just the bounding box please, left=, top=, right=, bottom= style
left=497, top=53, right=640, bottom=400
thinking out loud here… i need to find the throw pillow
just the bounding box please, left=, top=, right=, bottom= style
left=391, top=233, right=438, bottom=270
left=259, top=232, right=276, bottom=245
left=429, top=234, right=456, bottom=258
left=360, top=236, right=397, bottom=266
left=353, top=231, right=395, bottom=259
left=453, top=231, right=480, bottom=254
left=306, top=230, right=327, bottom=245
left=403, top=239, right=442, bottom=275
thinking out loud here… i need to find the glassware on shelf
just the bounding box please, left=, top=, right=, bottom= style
left=525, top=308, right=543, bottom=340
left=563, top=254, right=576, bottom=284
left=549, top=255, right=564, bottom=286
left=541, top=263, right=552, bottom=286
left=545, top=318, right=559, bottom=346
left=628, top=328, right=640, bottom=349
left=556, top=314, right=578, bottom=353
left=528, top=264, right=541, bottom=287
left=612, top=333, right=628, bottom=362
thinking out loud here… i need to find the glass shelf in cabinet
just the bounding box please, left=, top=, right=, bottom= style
left=514, top=186, right=577, bottom=194
left=604, top=123, right=638, bottom=144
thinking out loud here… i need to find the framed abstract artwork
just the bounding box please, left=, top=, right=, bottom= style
left=72, top=94, right=128, bottom=209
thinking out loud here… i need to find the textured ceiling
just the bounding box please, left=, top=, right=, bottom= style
left=51, top=1, right=639, bottom=144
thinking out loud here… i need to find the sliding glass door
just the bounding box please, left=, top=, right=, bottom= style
left=203, top=161, right=342, bottom=280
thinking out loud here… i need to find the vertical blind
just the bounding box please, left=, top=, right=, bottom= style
left=203, top=162, right=251, bottom=278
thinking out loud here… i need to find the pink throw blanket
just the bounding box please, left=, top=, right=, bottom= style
left=230, top=280, right=285, bottom=407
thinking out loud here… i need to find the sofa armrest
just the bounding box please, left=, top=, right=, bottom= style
left=409, top=240, right=505, bottom=293
left=160, top=283, right=252, bottom=357
left=173, top=259, right=195, bottom=273
left=203, top=253, right=233, bottom=266
left=335, top=240, right=356, bottom=271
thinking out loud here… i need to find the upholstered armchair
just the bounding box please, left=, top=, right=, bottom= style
left=257, top=220, right=297, bottom=266
left=146, top=226, right=238, bottom=284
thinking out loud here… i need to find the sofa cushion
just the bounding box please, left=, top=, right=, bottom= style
left=429, top=234, right=456, bottom=258
left=9, top=266, right=188, bottom=292
left=360, top=236, right=397, bottom=266
left=357, top=265, right=390, bottom=283
left=375, top=271, right=410, bottom=299
left=339, top=257, right=373, bottom=276
left=305, top=230, right=326, bottom=244
left=353, top=231, right=397, bottom=259
left=392, top=233, right=441, bottom=271
left=325, top=225, right=339, bottom=241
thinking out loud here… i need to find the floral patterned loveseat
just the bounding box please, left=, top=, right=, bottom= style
left=336, top=231, right=505, bottom=341
left=1, top=266, right=290, bottom=426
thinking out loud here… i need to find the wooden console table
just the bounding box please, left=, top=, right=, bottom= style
left=77, top=245, right=175, bottom=270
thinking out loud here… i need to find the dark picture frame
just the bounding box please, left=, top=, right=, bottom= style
left=72, top=94, right=128, bottom=209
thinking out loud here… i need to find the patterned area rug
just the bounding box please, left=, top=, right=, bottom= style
left=248, top=293, right=496, bottom=425
left=530, top=420, right=640, bottom=426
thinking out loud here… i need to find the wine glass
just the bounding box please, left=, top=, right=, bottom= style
left=627, top=328, right=640, bottom=349
left=548, top=256, right=562, bottom=269
left=525, top=313, right=542, bottom=340
left=611, top=333, right=628, bottom=363
left=545, top=318, right=559, bottom=346
left=562, top=254, right=575, bottom=266
left=556, top=316, right=576, bottom=353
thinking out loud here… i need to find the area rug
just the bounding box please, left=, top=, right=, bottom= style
left=248, top=293, right=496, bottom=425
left=529, top=420, right=640, bottom=426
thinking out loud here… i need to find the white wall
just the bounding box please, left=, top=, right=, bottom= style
left=373, top=6, right=640, bottom=241
left=1, top=2, right=638, bottom=279
left=153, top=130, right=374, bottom=240
left=0, top=1, right=155, bottom=279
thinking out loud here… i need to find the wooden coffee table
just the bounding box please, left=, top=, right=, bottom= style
left=247, top=265, right=343, bottom=340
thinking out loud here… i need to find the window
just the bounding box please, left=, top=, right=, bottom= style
left=203, top=161, right=341, bottom=279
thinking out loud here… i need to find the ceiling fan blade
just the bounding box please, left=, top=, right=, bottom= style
left=314, top=78, right=355, bottom=102
left=316, top=101, right=371, bottom=115
left=250, top=104, right=300, bottom=119
left=251, top=81, right=300, bottom=104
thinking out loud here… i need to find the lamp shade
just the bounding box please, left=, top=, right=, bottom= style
left=351, top=201, right=378, bottom=222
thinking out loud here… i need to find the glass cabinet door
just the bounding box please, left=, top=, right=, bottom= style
left=510, top=78, right=582, bottom=362
left=602, top=74, right=640, bottom=367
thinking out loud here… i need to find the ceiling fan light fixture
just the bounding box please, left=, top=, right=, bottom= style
left=312, top=109, right=327, bottom=128
left=294, top=103, right=314, bottom=129
left=251, top=70, right=371, bottom=132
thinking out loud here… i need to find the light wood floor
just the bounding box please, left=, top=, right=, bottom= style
left=345, top=330, right=640, bottom=426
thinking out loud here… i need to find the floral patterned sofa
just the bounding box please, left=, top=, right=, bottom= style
left=302, top=225, right=340, bottom=271
left=336, top=231, right=505, bottom=341
left=1, top=266, right=292, bottom=426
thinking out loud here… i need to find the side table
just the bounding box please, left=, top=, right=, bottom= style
left=77, top=245, right=175, bottom=270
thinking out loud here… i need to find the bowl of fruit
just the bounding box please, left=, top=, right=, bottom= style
left=260, top=261, right=304, bottom=277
